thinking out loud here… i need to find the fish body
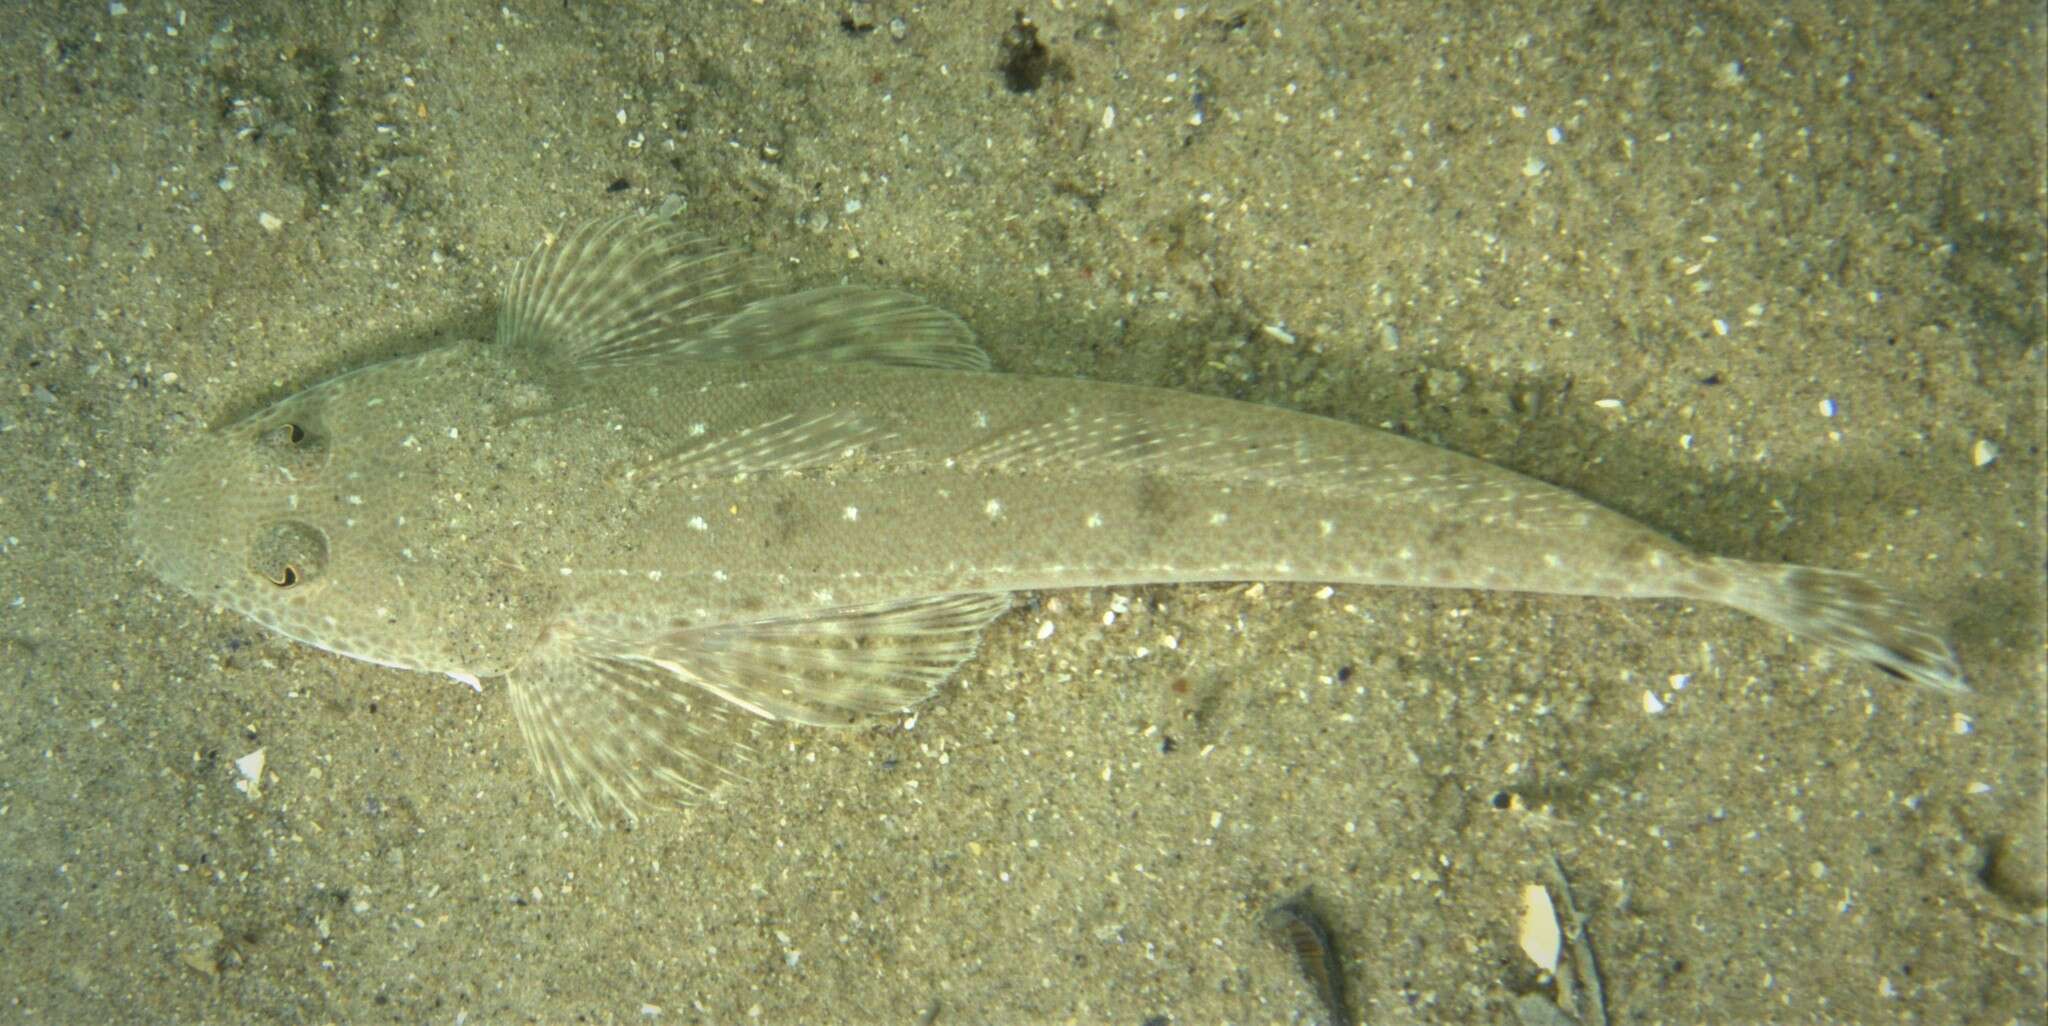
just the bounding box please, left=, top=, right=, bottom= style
left=130, top=212, right=1963, bottom=821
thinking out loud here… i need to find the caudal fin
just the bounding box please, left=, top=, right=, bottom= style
left=1710, top=558, right=1966, bottom=693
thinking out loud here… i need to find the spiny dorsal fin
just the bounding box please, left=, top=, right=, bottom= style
left=499, top=212, right=988, bottom=371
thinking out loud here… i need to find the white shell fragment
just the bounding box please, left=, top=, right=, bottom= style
left=234, top=747, right=266, bottom=798
left=1519, top=883, right=1562, bottom=974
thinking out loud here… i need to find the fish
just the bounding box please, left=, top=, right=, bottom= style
left=129, top=210, right=1966, bottom=823
left=1264, top=891, right=1353, bottom=1026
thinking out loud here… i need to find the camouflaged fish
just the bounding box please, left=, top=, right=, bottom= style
left=130, top=211, right=1965, bottom=822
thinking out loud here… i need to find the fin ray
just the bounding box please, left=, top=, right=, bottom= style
left=1711, top=559, right=1966, bottom=693
left=691, top=285, right=990, bottom=370
left=498, top=212, right=778, bottom=369
left=507, top=592, right=1011, bottom=823
left=500, top=213, right=988, bottom=371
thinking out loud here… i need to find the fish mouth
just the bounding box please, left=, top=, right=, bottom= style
left=128, top=442, right=242, bottom=600
left=129, top=458, right=200, bottom=592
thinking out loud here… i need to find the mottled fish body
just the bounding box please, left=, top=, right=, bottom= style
left=131, top=212, right=1963, bottom=821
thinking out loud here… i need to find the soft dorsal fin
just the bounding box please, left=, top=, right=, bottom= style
left=498, top=211, right=989, bottom=371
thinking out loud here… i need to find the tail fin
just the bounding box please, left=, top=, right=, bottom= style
left=1709, top=558, right=1966, bottom=693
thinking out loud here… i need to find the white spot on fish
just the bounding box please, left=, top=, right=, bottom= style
left=647, top=570, right=663, bottom=581
left=985, top=498, right=1003, bottom=520
left=1319, top=519, right=1334, bottom=536
left=1209, top=512, right=1229, bottom=526
left=1086, top=512, right=1104, bottom=529
left=688, top=516, right=708, bottom=531
left=843, top=506, right=860, bottom=522
left=689, top=422, right=707, bottom=436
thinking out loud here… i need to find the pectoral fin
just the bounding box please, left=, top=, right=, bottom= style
left=499, top=211, right=988, bottom=371
left=506, top=592, right=1012, bottom=824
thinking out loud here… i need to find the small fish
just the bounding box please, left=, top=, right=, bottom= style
left=130, top=211, right=1965, bottom=822
left=1265, top=892, right=1353, bottom=1026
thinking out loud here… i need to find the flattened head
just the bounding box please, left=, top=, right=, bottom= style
left=129, top=349, right=537, bottom=677
left=130, top=370, right=399, bottom=662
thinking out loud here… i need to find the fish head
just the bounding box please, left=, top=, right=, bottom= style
left=131, top=347, right=545, bottom=677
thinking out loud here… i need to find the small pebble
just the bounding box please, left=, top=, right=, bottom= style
left=1518, top=884, right=1561, bottom=973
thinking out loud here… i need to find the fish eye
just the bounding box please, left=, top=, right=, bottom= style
left=255, top=412, right=331, bottom=477
left=263, top=420, right=321, bottom=451
left=249, top=520, right=329, bottom=589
